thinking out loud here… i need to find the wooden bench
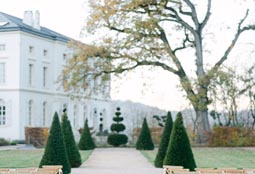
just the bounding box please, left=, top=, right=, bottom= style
left=41, top=165, right=63, bottom=174
left=163, top=166, right=191, bottom=174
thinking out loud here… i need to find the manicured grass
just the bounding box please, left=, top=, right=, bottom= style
left=141, top=147, right=255, bottom=168
left=0, top=149, right=92, bottom=168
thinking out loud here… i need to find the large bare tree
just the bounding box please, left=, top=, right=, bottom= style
left=62, top=0, right=255, bottom=143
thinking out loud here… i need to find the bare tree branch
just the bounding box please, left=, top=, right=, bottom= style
left=165, top=6, right=196, bottom=34
left=200, top=0, right=212, bottom=30
left=208, top=10, right=255, bottom=81
left=94, top=60, right=179, bottom=76
left=173, top=28, right=194, bottom=54
left=182, top=0, right=199, bottom=29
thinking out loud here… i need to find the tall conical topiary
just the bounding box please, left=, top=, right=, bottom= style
left=136, top=118, right=154, bottom=150
left=39, top=112, right=71, bottom=174
left=78, top=119, right=96, bottom=150
left=164, top=112, right=196, bottom=171
left=154, top=111, right=173, bottom=168
left=107, top=107, right=128, bottom=147
left=61, top=112, right=82, bottom=167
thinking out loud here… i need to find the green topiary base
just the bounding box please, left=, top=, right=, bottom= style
left=107, top=134, right=128, bottom=147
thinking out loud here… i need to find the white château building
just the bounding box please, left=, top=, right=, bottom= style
left=0, top=11, right=166, bottom=142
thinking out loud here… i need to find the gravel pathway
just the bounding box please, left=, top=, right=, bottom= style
left=72, top=148, right=162, bottom=174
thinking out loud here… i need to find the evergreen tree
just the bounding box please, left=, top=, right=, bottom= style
left=61, top=112, right=82, bottom=167
left=107, top=107, right=128, bottom=147
left=136, top=118, right=154, bottom=150
left=154, top=111, right=173, bottom=168
left=78, top=119, right=96, bottom=150
left=39, top=112, right=71, bottom=174
left=164, top=112, right=196, bottom=171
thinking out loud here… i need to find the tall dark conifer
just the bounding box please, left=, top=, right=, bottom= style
left=154, top=111, right=173, bottom=168
left=78, top=119, right=96, bottom=150
left=136, top=118, right=154, bottom=150
left=39, top=112, right=71, bottom=174
left=164, top=112, right=196, bottom=171
left=61, top=112, right=82, bottom=167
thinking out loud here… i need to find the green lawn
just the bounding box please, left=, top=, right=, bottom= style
left=141, top=147, right=255, bottom=168
left=0, top=149, right=92, bottom=168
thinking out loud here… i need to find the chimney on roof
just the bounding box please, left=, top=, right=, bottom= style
left=23, top=11, right=33, bottom=27
left=33, top=10, right=40, bottom=30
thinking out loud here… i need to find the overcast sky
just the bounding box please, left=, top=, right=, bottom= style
left=0, top=0, right=255, bottom=111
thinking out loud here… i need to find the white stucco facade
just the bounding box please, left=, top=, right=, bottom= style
left=0, top=11, right=113, bottom=141
left=0, top=11, right=167, bottom=143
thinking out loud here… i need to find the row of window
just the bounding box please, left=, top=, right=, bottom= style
left=0, top=44, right=68, bottom=61
left=29, top=45, right=67, bottom=60
left=0, top=63, right=48, bottom=87
left=0, top=99, right=107, bottom=129
left=28, top=64, right=48, bottom=87
left=27, top=101, right=87, bottom=128
left=28, top=100, right=47, bottom=126
left=0, top=63, right=48, bottom=88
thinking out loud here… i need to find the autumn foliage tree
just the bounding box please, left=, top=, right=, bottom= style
left=61, top=0, right=255, bottom=143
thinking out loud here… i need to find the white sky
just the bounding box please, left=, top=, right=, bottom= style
left=0, top=0, right=255, bottom=111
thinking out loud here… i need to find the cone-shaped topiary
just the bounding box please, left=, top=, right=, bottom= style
left=107, top=107, right=128, bottom=147
left=61, top=112, right=82, bottom=167
left=136, top=118, right=154, bottom=150
left=39, top=112, right=71, bottom=174
left=164, top=112, right=196, bottom=171
left=78, top=119, right=96, bottom=150
left=154, top=111, right=173, bottom=168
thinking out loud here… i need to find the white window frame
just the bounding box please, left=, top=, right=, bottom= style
left=0, top=63, right=5, bottom=84
left=28, top=64, right=33, bottom=86
left=0, top=44, right=6, bottom=51
left=43, top=66, right=47, bottom=88
left=28, top=100, right=33, bottom=125
left=43, top=49, right=48, bottom=56
left=63, top=53, right=67, bottom=60
left=0, top=101, right=6, bottom=126
left=29, top=46, right=34, bottom=53
left=42, top=101, right=47, bottom=126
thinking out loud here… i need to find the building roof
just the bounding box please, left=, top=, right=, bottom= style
left=0, top=11, right=70, bottom=43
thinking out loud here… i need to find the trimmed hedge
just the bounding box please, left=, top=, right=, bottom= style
left=61, top=112, right=82, bottom=167
left=0, top=138, right=9, bottom=146
left=107, top=134, right=128, bottom=147
left=208, top=126, right=255, bottom=147
left=39, top=112, right=71, bottom=174
left=78, top=119, right=96, bottom=150
left=164, top=112, right=196, bottom=171
left=136, top=118, right=154, bottom=150
left=154, top=111, right=173, bottom=168
left=107, top=107, right=128, bottom=147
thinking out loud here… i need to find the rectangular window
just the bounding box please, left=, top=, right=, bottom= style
left=0, top=63, right=5, bottom=84
left=43, top=66, right=47, bottom=87
left=0, top=44, right=6, bottom=51
left=29, top=46, right=34, bottom=53
left=43, top=50, right=48, bottom=56
left=28, top=64, right=33, bottom=86
left=0, top=105, right=6, bottom=125
left=63, top=54, right=67, bottom=60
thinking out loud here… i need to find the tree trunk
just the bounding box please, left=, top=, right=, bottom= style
left=195, top=109, right=210, bottom=144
